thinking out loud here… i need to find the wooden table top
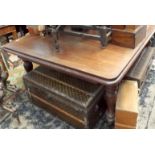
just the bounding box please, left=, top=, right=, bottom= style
left=2, top=26, right=155, bottom=85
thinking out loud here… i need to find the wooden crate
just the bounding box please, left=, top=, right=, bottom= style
left=115, top=80, right=139, bottom=129
left=23, top=66, right=105, bottom=128
left=111, top=25, right=147, bottom=48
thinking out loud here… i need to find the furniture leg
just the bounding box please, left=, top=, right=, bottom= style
left=104, top=85, right=118, bottom=123
left=12, top=31, right=18, bottom=40
left=23, top=60, right=33, bottom=72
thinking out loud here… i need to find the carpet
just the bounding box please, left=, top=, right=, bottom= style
left=0, top=55, right=155, bottom=128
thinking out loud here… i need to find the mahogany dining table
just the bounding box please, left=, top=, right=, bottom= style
left=2, top=26, right=155, bottom=123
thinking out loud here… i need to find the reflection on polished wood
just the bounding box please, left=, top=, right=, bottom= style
left=2, top=26, right=155, bottom=126
left=2, top=26, right=155, bottom=84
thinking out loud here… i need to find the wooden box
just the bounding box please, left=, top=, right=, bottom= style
left=126, top=47, right=155, bottom=89
left=126, top=25, right=140, bottom=30
left=111, top=25, right=140, bottom=30
left=111, top=25, right=126, bottom=30
left=23, top=66, right=105, bottom=128
left=115, top=80, right=139, bottom=129
left=111, top=25, right=139, bottom=30
left=111, top=25, right=147, bottom=48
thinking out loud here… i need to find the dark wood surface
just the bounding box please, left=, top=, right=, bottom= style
left=2, top=26, right=155, bottom=85
left=111, top=25, right=126, bottom=29
left=126, top=47, right=155, bottom=88
left=2, top=25, right=155, bottom=125
left=112, top=25, right=140, bottom=30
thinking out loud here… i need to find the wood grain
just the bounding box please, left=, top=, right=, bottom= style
left=115, top=80, right=139, bottom=129
left=126, top=25, right=140, bottom=30
left=111, top=25, right=147, bottom=48
left=0, top=25, right=17, bottom=40
left=126, top=47, right=155, bottom=88
left=2, top=26, right=155, bottom=84
left=111, top=25, right=126, bottom=29
left=112, top=25, right=139, bottom=30
left=23, top=66, right=105, bottom=128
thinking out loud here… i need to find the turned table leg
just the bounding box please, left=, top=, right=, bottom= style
left=12, top=31, right=18, bottom=40
left=104, top=85, right=118, bottom=123
left=23, top=60, right=33, bottom=72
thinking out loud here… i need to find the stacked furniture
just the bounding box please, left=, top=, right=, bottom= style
left=2, top=25, right=155, bottom=129
left=114, top=26, right=155, bottom=129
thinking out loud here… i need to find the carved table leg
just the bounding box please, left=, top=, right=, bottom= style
left=23, top=61, right=33, bottom=72
left=104, top=85, right=118, bottom=123
left=12, top=31, right=18, bottom=40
